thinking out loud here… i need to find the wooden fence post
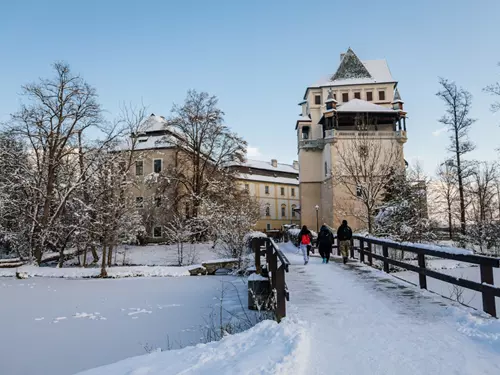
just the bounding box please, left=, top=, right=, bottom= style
left=382, top=245, right=389, bottom=273
left=367, top=242, right=373, bottom=266
left=359, top=239, right=365, bottom=263
left=480, top=264, right=497, bottom=317
left=417, top=253, right=427, bottom=289
left=252, top=238, right=261, bottom=274
left=350, top=238, right=355, bottom=259
left=336, top=237, right=340, bottom=256
left=275, top=264, right=286, bottom=322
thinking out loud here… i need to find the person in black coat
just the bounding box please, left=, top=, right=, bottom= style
left=337, top=220, right=353, bottom=264
left=317, top=225, right=334, bottom=263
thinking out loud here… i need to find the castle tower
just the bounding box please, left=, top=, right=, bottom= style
left=295, top=48, right=408, bottom=232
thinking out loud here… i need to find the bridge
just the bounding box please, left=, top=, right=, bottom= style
left=251, top=235, right=500, bottom=374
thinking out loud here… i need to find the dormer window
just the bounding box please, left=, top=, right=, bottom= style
left=314, top=95, right=321, bottom=105
left=354, top=92, right=361, bottom=99
left=366, top=92, right=373, bottom=101
left=378, top=91, right=386, bottom=101
left=342, top=93, right=349, bottom=102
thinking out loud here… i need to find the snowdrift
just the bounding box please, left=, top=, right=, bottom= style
left=75, top=317, right=310, bottom=375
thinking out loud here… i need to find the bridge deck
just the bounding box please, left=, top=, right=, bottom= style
left=280, top=242, right=500, bottom=375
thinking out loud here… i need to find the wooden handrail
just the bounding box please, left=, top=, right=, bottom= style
left=345, top=234, right=500, bottom=318
left=251, top=237, right=290, bottom=322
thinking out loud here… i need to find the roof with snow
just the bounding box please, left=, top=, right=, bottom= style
left=230, top=159, right=299, bottom=175
left=336, top=99, right=398, bottom=113
left=138, top=114, right=168, bottom=134
left=238, top=173, right=299, bottom=186
left=297, top=115, right=311, bottom=122
left=309, top=49, right=396, bottom=91
left=392, top=88, right=403, bottom=103
left=116, top=134, right=175, bottom=151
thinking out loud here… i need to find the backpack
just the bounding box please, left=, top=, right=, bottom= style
left=301, top=233, right=311, bottom=245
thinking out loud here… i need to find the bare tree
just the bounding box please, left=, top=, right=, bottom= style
left=435, top=161, right=459, bottom=239
left=332, top=115, right=403, bottom=233
left=484, top=63, right=500, bottom=114
left=164, top=90, right=247, bottom=220
left=436, top=78, right=476, bottom=234
left=469, top=162, right=498, bottom=224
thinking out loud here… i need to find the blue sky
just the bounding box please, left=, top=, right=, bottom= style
left=1, top=0, right=499, bottom=175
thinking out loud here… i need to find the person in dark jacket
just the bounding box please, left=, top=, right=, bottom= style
left=337, top=220, right=353, bottom=264
left=317, top=225, right=334, bottom=264
left=297, top=225, right=312, bottom=265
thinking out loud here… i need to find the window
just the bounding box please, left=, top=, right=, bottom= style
left=366, top=92, right=373, bottom=101
left=265, top=186, right=269, bottom=195
left=292, top=205, right=296, bottom=218
left=281, top=205, right=286, bottom=217
left=280, top=187, right=285, bottom=196
left=378, top=91, right=385, bottom=101
left=244, top=183, right=249, bottom=191
left=302, top=126, right=310, bottom=140
left=136, top=196, right=144, bottom=208
left=342, top=93, right=349, bottom=102
left=153, top=159, right=162, bottom=173
left=266, top=223, right=271, bottom=231
left=333, top=93, right=337, bottom=100
left=135, top=161, right=143, bottom=176
left=356, top=185, right=363, bottom=197
left=265, top=205, right=270, bottom=217
left=314, top=95, right=321, bottom=105
left=325, top=162, right=328, bottom=177
left=291, top=188, right=295, bottom=197
left=354, top=92, right=361, bottom=99
left=153, top=226, right=162, bottom=238
left=155, top=197, right=161, bottom=207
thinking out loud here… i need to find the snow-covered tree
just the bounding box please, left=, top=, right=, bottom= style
left=375, top=165, right=435, bottom=243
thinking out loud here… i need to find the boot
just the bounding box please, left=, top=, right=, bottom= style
left=343, top=257, right=347, bottom=264
left=322, top=258, right=326, bottom=264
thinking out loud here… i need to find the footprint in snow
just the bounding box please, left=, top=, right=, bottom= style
left=34, top=317, right=44, bottom=321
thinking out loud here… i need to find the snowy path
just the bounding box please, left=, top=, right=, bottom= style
left=281, top=242, right=500, bottom=375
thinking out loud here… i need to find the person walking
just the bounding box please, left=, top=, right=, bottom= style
left=317, top=224, right=334, bottom=264
left=297, top=225, right=312, bottom=265
left=337, top=220, right=352, bottom=264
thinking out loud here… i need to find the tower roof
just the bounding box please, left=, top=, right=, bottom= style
left=392, top=88, right=403, bottom=103
left=331, top=48, right=372, bottom=81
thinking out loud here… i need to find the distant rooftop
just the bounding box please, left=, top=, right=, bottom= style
left=309, top=48, right=396, bottom=91
left=229, top=159, right=299, bottom=174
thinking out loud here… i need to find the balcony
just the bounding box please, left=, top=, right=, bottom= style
left=298, top=139, right=324, bottom=150
left=324, top=129, right=407, bottom=143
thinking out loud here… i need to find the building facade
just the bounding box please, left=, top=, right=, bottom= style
left=296, top=48, right=408, bottom=231
left=229, top=159, right=300, bottom=231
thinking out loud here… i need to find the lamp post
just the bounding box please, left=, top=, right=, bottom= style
left=315, top=205, right=319, bottom=233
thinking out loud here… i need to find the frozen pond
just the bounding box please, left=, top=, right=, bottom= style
left=0, top=276, right=249, bottom=375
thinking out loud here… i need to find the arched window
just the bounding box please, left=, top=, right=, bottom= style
left=281, top=204, right=286, bottom=217
left=265, top=205, right=270, bottom=217
left=291, top=204, right=297, bottom=218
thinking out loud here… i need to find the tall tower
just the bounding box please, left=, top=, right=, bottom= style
left=295, top=48, right=408, bottom=231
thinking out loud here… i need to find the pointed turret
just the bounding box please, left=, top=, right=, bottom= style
left=391, top=88, right=404, bottom=111
left=324, top=88, right=338, bottom=111
left=331, top=48, right=372, bottom=81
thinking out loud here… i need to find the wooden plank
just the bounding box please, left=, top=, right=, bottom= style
left=367, top=242, right=373, bottom=266
left=275, top=265, right=286, bottom=322
left=480, top=264, right=497, bottom=317
left=354, top=236, right=500, bottom=267
left=417, top=253, right=427, bottom=289
left=252, top=238, right=262, bottom=275
left=382, top=245, right=389, bottom=273
left=359, top=239, right=365, bottom=263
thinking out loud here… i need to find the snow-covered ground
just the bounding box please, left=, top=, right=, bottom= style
left=72, top=242, right=500, bottom=375
left=0, top=276, right=252, bottom=375
left=65, top=242, right=218, bottom=267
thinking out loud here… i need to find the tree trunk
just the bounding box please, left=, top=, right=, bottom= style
left=58, top=248, right=65, bottom=268
left=454, top=130, right=466, bottom=235
left=91, top=245, right=99, bottom=263
left=107, top=244, right=113, bottom=267
left=447, top=204, right=453, bottom=240
left=100, top=242, right=108, bottom=278
left=83, top=245, right=88, bottom=267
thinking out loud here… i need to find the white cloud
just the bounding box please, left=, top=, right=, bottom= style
left=246, top=146, right=261, bottom=158
left=432, top=127, right=448, bottom=137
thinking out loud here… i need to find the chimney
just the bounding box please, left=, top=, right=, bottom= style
left=293, top=160, right=299, bottom=170
left=340, top=53, right=345, bottom=61
left=271, top=159, right=278, bottom=168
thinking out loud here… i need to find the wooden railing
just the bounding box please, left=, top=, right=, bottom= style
left=343, top=234, right=500, bottom=317
left=251, top=238, right=290, bottom=322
